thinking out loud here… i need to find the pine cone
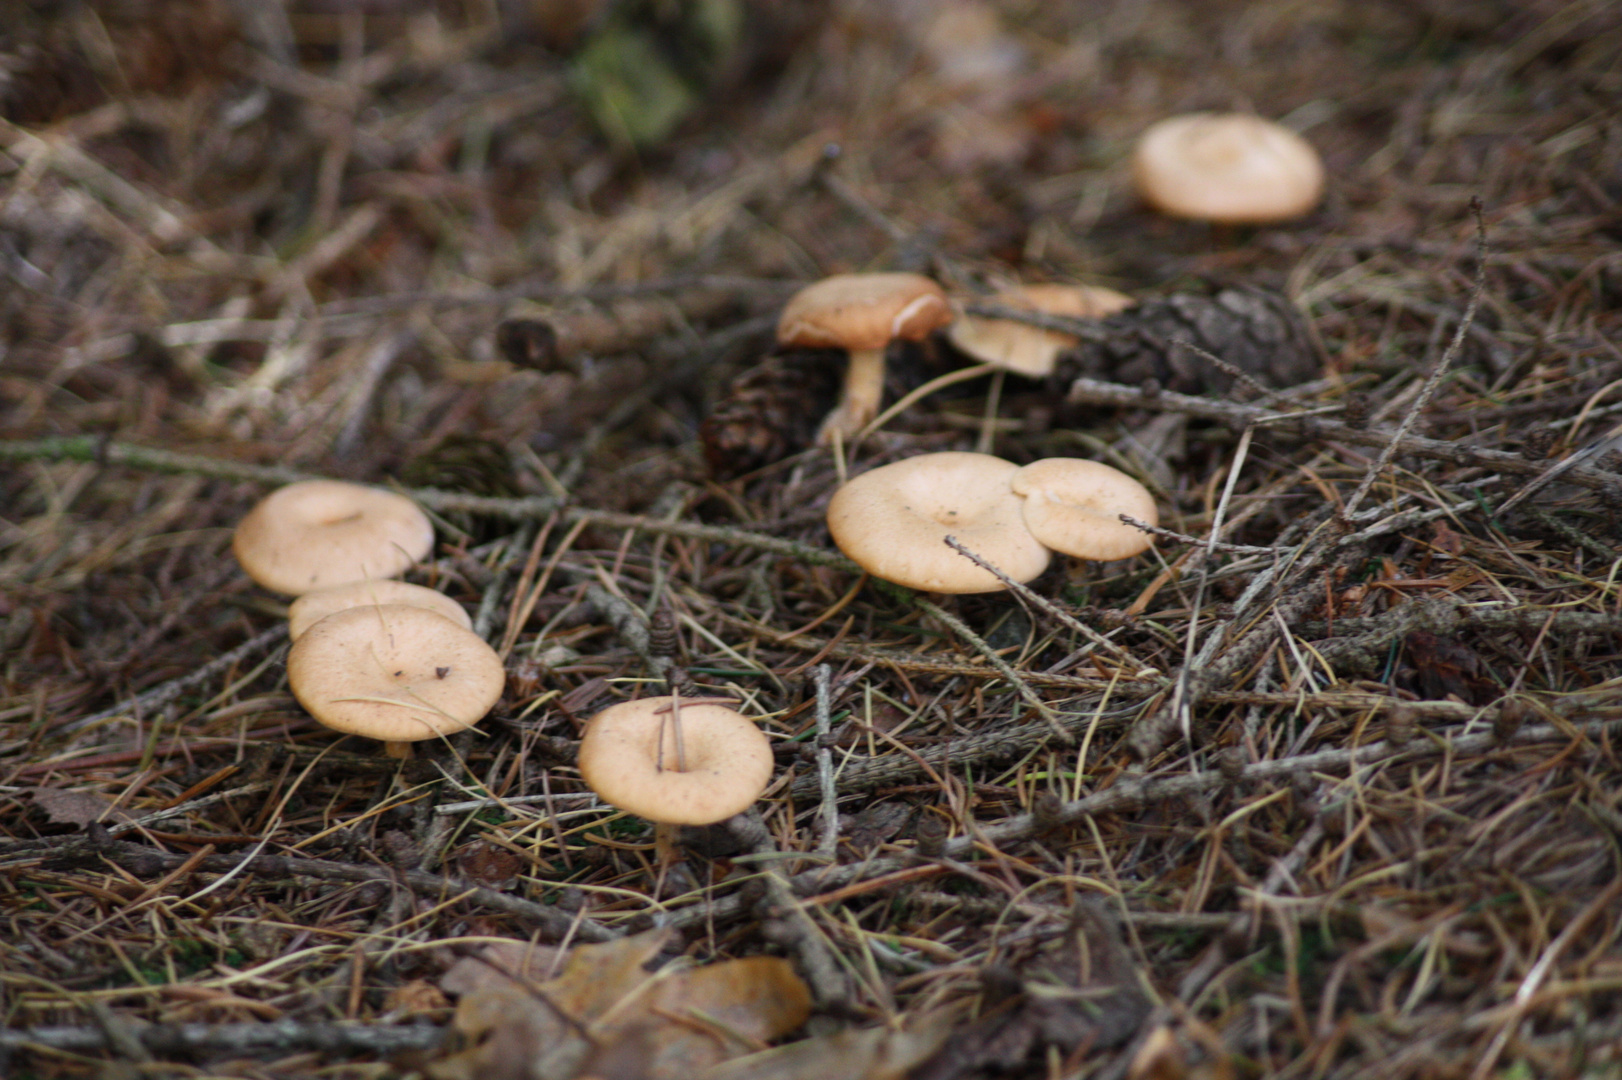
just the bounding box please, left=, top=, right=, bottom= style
left=700, top=349, right=843, bottom=478
left=1054, top=285, right=1316, bottom=395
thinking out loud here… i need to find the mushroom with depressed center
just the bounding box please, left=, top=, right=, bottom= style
left=286, top=603, right=504, bottom=758
left=1131, top=112, right=1324, bottom=224
left=287, top=579, right=472, bottom=641
left=777, top=272, right=952, bottom=445
left=1010, top=458, right=1158, bottom=562
left=233, top=479, right=435, bottom=596
left=948, top=283, right=1134, bottom=378
left=827, top=451, right=1050, bottom=593
left=576, top=695, right=775, bottom=863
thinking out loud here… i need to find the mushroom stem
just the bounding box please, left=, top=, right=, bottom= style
left=816, top=346, right=885, bottom=446
left=653, top=821, right=680, bottom=869
left=383, top=740, right=414, bottom=759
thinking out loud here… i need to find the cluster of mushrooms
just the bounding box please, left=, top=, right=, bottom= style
left=227, top=109, right=1318, bottom=839
left=233, top=479, right=504, bottom=759
left=783, top=110, right=1322, bottom=588
left=828, top=452, right=1158, bottom=594
left=772, top=110, right=1324, bottom=448
left=233, top=479, right=775, bottom=844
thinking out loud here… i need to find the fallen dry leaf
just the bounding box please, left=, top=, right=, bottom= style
left=429, top=928, right=811, bottom=1080
left=441, top=940, right=567, bottom=996
left=698, top=1007, right=962, bottom=1080
left=29, top=787, right=133, bottom=827
left=911, top=900, right=1152, bottom=1080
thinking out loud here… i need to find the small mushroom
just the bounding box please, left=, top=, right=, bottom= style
left=1131, top=112, right=1324, bottom=224
left=777, top=272, right=952, bottom=445
left=948, top=283, right=1133, bottom=378
left=287, top=579, right=472, bottom=641
left=1009, top=458, right=1158, bottom=562
left=826, top=451, right=1050, bottom=593
left=577, top=696, right=774, bottom=863
left=233, top=480, right=435, bottom=596
left=286, top=604, right=504, bottom=758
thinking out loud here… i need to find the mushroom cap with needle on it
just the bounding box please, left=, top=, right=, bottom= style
left=1009, top=458, right=1158, bottom=562
left=777, top=272, right=953, bottom=446
left=575, top=698, right=774, bottom=826
left=826, top=451, right=1050, bottom=593
left=947, top=283, right=1134, bottom=378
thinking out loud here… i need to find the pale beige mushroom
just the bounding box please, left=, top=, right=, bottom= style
left=577, top=695, right=774, bottom=866
left=1010, top=458, right=1158, bottom=562
left=1131, top=112, right=1324, bottom=224
left=948, top=283, right=1135, bottom=378
left=287, top=579, right=472, bottom=641
left=233, top=480, right=435, bottom=596
left=826, top=451, right=1049, bottom=593
left=286, top=604, right=503, bottom=758
left=777, top=272, right=953, bottom=445
left=576, top=697, right=774, bottom=826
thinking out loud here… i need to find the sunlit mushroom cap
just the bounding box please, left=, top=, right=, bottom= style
left=288, top=579, right=472, bottom=641
left=777, top=273, right=952, bottom=351
left=1010, top=458, right=1158, bottom=561
left=827, top=451, right=1050, bottom=593
left=286, top=604, right=503, bottom=744
left=948, top=283, right=1134, bottom=377
left=1131, top=112, right=1324, bottom=224
left=577, top=699, right=775, bottom=826
left=233, top=480, right=434, bottom=596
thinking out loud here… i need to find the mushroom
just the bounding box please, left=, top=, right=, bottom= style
left=576, top=695, right=774, bottom=863
left=1009, top=458, right=1158, bottom=562
left=948, top=283, right=1134, bottom=378
left=826, top=451, right=1050, bottom=593
left=777, top=272, right=953, bottom=445
left=287, top=579, right=472, bottom=641
left=233, top=480, right=435, bottom=596
left=1130, top=112, right=1324, bottom=224
left=286, top=603, right=504, bottom=758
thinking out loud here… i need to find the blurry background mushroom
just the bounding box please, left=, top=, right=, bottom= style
left=232, top=480, right=435, bottom=596
left=286, top=604, right=504, bottom=759
left=826, top=451, right=1050, bottom=594
left=948, top=283, right=1134, bottom=380
left=1131, top=111, right=1325, bottom=224
left=776, top=272, right=953, bottom=446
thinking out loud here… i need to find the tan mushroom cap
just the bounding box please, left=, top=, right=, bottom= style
left=233, top=480, right=435, bottom=596
left=287, top=579, right=472, bottom=641
left=577, top=699, right=774, bottom=826
left=1131, top=112, right=1325, bottom=224
left=286, top=604, right=503, bottom=744
left=948, top=283, right=1134, bottom=377
left=1010, top=458, right=1158, bottom=561
left=827, top=451, right=1050, bottom=593
left=777, top=272, right=952, bottom=352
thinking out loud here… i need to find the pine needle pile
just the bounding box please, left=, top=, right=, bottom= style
left=3, top=2, right=1621, bottom=1077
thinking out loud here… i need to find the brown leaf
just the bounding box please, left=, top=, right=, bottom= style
left=430, top=929, right=812, bottom=1080
left=427, top=984, right=580, bottom=1080
left=29, top=787, right=133, bottom=827
left=384, top=979, right=451, bottom=1018
left=912, top=900, right=1152, bottom=1080
left=607, top=956, right=812, bottom=1079
left=441, top=940, right=567, bottom=997
left=697, top=1008, right=961, bottom=1080
left=1400, top=630, right=1497, bottom=705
